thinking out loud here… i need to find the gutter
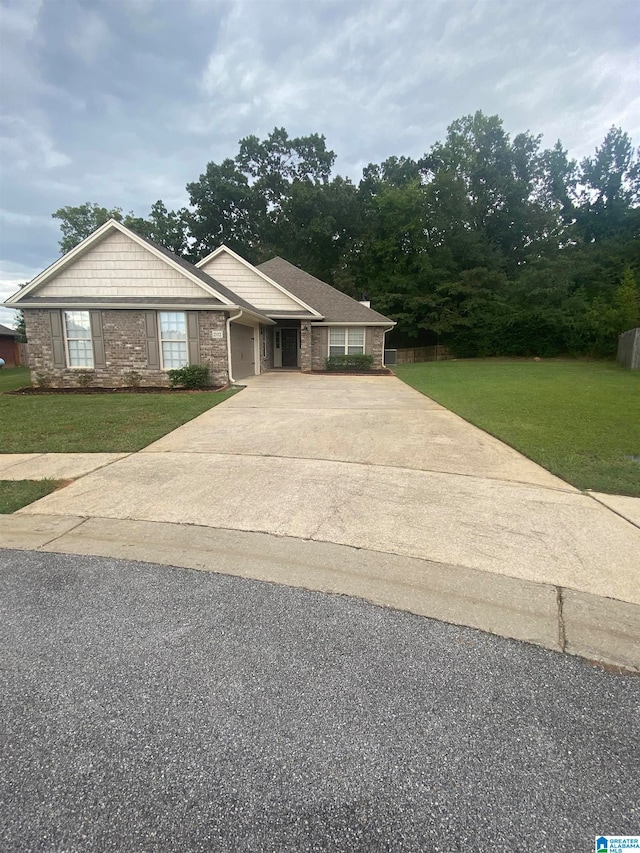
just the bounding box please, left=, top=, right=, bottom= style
left=226, top=310, right=243, bottom=384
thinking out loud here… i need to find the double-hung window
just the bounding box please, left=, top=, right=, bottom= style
left=329, top=327, right=365, bottom=357
left=159, top=312, right=188, bottom=369
left=64, top=311, right=94, bottom=367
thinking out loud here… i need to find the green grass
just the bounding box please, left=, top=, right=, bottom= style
left=394, top=359, right=640, bottom=496
left=0, top=366, right=30, bottom=392
left=0, top=479, right=62, bottom=513
left=0, top=389, right=238, bottom=453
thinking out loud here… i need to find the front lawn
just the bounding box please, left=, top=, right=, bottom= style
left=0, top=389, right=238, bottom=453
left=394, top=359, right=640, bottom=497
left=0, top=479, right=62, bottom=513
left=0, top=366, right=30, bottom=392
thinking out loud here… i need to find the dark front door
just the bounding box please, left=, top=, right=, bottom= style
left=281, top=328, right=298, bottom=367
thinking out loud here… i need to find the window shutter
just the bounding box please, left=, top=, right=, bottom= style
left=50, top=311, right=65, bottom=368
left=90, top=311, right=105, bottom=368
left=145, top=311, right=160, bottom=368
left=187, top=312, right=200, bottom=364
left=365, top=328, right=373, bottom=355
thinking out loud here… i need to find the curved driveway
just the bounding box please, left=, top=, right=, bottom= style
left=13, top=372, right=640, bottom=668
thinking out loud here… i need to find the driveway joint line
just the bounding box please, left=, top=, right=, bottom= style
left=584, top=491, right=640, bottom=530
left=137, top=449, right=578, bottom=494
left=556, top=586, right=567, bottom=652
left=34, top=516, right=90, bottom=549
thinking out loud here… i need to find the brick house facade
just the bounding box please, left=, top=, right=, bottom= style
left=6, top=220, right=394, bottom=387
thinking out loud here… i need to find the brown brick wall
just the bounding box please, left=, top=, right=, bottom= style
left=300, top=322, right=312, bottom=371
left=197, top=312, right=230, bottom=386
left=310, top=325, right=387, bottom=370
left=370, top=327, right=386, bottom=367
left=24, top=308, right=230, bottom=388
left=311, top=326, right=328, bottom=370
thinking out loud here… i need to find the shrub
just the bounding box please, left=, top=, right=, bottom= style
left=75, top=370, right=94, bottom=388
left=167, top=364, right=210, bottom=389
left=123, top=370, right=142, bottom=389
left=325, top=354, right=374, bottom=371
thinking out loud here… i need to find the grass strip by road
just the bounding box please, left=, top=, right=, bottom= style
left=0, top=479, right=62, bottom=513
left=394, top=359, right=640, bottom=497
left=0, top=387, right=238, bottom=453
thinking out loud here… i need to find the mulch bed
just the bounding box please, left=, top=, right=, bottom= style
left=7, top=386, right=228, bottom=395
left=310, top=369, right=394, bottom=376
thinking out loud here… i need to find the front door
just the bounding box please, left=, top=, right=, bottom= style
left=281, top=328, right=298, bottom=367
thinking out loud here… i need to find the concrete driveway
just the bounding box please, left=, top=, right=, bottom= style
left=7, top=372, right=640, bottom=669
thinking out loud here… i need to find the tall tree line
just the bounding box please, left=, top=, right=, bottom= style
left=53, top=115, right=640, bottom=357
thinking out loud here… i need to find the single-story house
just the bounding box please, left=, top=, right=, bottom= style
left=4, top=219, right=394, bottom=387
left=0, top=323, right=22, bottom=367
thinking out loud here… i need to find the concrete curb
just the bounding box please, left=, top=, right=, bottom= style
left=1, top=513, right=637, bottom=672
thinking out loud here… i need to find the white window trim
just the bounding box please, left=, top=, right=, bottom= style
left=158, top=311, right=188, bottom=371
left=64, top=310, right=94, bottom=369
left=328, top=326, right=365, bottom=357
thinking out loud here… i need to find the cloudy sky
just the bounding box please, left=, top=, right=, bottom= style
left=0, top=0, right=638, bottom=326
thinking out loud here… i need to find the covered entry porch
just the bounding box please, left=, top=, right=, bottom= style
left=272, top=320, right=301, bottom=369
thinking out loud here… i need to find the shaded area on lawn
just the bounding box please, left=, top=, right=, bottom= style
left=0, top=389, right=238, bottom=453
left=395, top=359, right=640, bottom=497
left=0, top=479, right=62, bottom=513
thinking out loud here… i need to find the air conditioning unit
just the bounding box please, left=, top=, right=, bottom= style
left=384, top=349, right=397, bottom=366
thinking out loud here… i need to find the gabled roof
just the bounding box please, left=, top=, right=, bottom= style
left=132, top=233, right=270, bottom=318
left=197, top=244, right=322, bottom=317
left=257, top=257, right=393, bottom=324
left=6, top=220, right=270, bottom=322
left=0, top=323, right=19, bottom=337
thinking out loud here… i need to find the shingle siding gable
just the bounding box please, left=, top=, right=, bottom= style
left=199, top=252, right=304, bottom=312
left=33, top=231, right=208, bottom=300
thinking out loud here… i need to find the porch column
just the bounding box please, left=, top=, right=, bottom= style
left=300, top=321, right=312, bottom=372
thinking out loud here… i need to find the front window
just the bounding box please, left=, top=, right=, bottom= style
left=329, top=327, right=365, bottom=357
left=159, top=312, right=188, bottom=368
left=64, top=311, right=93, bottom=367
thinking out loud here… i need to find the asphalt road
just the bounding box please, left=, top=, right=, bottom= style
left=1, top=549, right=638, bottom=852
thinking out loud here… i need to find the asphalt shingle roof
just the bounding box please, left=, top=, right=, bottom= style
left=0, top=323, right=19, bottom=336
left=257, top=257, right=392, bottom=324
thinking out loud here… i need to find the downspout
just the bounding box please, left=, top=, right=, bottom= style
left=226, top=309, right=243, bottom=384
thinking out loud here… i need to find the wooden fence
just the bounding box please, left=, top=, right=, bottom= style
left=617, top=327, right=640, bottom=370
left=393, top=345, right=451, bottom=364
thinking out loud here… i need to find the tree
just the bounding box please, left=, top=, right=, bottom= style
left=186, top=158, right=263, bottom=260
left=125, top=201, right=191, bottom=258
left=237, top=127, right=335, bottom=209
left=577, top=127, right=640, bottom=242
left=187, top=128, right=338, bottom=262
left=584, top=265, right=640, bottom=356
left=52, top=203, right=125, bottom=254
left=49, top=118, right=638, bottom=358
left=14, top=309, right=26, bottom=342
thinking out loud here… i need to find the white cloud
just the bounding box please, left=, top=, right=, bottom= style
left=0, top=115, right=71, bottom=171
left=0, top=0, right=44, bottom=40
left=0, top=271, right=36, bottom=327
left=67, top=7, right=111, bottom=64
